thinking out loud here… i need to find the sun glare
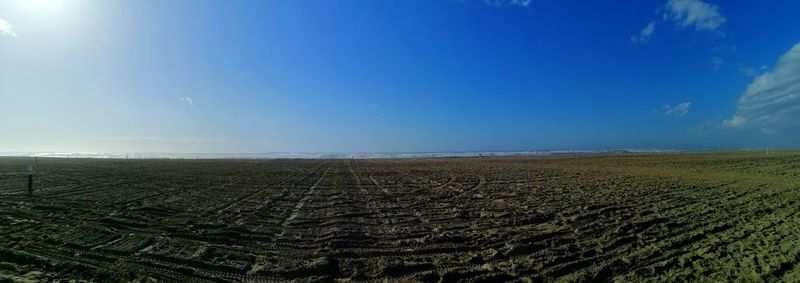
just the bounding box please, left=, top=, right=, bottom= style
left=19, top=0, right=69, bottom=13
left=13, top=0, right=79, bottom=22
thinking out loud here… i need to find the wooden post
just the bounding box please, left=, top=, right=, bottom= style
left=28, top=174, right=33, bottom=195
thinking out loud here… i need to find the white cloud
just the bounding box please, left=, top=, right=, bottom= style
left=0, top=18, right=18, bottom=37
left=724, top=43, right=800, bottom=131
left=631, top=22, right=655, bottom=43
left=509, top=0, right=532, bottom=7
left=632, top=0, right=725, bottom=43
left=722, top=115, right=746, bottom=128
left=661, top=102, right=691, bottom=118
left=484, top=0, right=532, bottom=7
left=662, top=0, right=726, bottom=31
left=179, top=97, right=193, bottom=105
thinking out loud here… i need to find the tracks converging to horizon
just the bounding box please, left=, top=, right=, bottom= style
left=2, top=153, right=800, bottom=281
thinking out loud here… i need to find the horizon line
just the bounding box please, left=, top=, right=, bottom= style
left=0, top=148, right=789, bottom=160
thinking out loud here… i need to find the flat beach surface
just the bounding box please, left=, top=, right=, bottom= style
left=2, top=152, right=800, bottom=282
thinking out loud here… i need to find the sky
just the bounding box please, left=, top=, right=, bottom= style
left=1, top=0, right=800, bottom=153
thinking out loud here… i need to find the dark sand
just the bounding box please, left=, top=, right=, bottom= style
left=1, top=152, right=800, bottom=282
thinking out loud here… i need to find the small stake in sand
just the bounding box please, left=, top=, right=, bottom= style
left=28, top=164, right=34, bottom=195
left=28, top=174, right=33, bottom=195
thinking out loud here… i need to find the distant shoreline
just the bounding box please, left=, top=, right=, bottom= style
left=0, top=149, right=779, bottom=160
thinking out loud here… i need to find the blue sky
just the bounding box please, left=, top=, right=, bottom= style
left=1, top=0, right=800, bottom=153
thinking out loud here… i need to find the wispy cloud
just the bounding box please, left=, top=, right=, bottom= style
left=737, top=64, right=757, bottom=77
left=724, top=43, right=800, bottom=132
left=736, top=64, right=767, bottom=78
left=711, top=56, right=724, bottom=70
left=663, top=0, right=726, bottom=31
left=483, top=0, right=532, bottom=7
left=689, top=117, right=723, bottom=136
left=660, top=102, right=691, bottom=118
left=631, top=22, right=655, bottom=43
left=721, top=115, right=746, bottom=128
left=632, top=0, right=725, bottom=44
left=0, top=18, right=18, bottom=37
left=178, top=97, right=193, bottom=105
